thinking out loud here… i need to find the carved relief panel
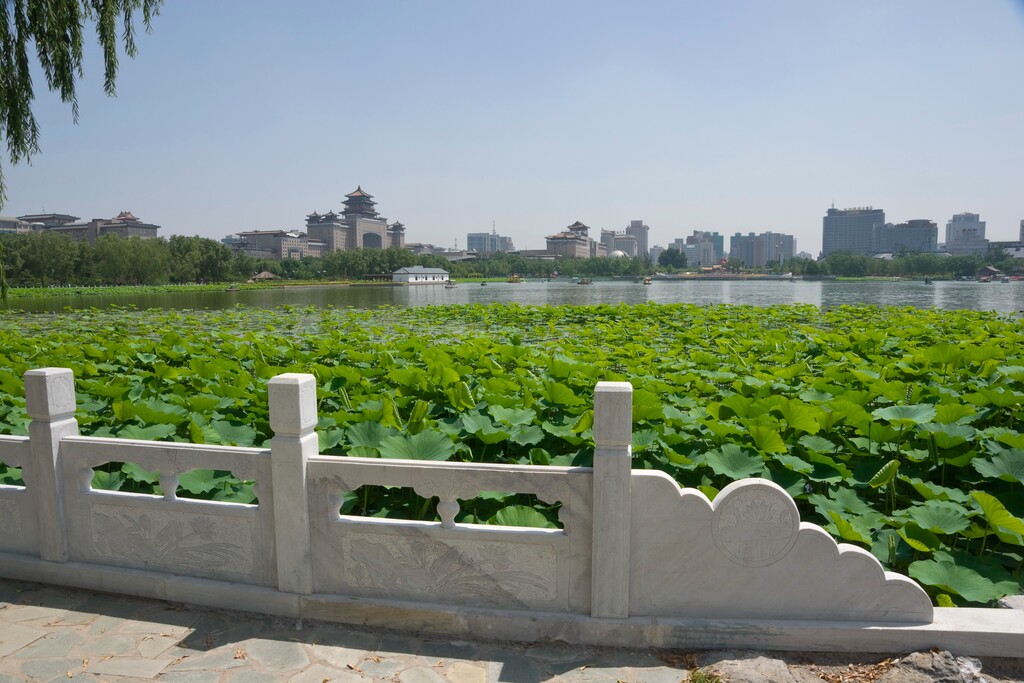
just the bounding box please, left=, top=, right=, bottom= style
left=332, top=530, right=558, bottom=608
left=82, top=504, right=258, bottom=581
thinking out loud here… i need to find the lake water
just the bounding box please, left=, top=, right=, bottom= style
left=8, top=279, right=1024, bottom=314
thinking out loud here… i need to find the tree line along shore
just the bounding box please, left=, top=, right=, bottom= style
left=1, top=231, right=1018, bottom=292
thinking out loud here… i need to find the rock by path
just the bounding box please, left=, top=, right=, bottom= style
left=2, top=579, right=1022, bottom=682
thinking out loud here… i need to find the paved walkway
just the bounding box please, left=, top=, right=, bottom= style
left=3, top=578, right=1023, bottom=682
left=0, top=579, right=693, bottom=683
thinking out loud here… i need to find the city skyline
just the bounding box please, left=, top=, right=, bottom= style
left=3, top=1, right=1023, bottom=255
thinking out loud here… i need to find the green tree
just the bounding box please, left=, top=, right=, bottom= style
left=168, top=235, right=201, bottom=283
left=0, top=0, right=162, bottom=202
left=230, top=249, right=256, bottom=281
left=22, top=231, right=80, bottom=286
left=658, top=248, right=686, bottom=269
left=91, top=234, right=131, bottom=283
left=824, top=251, right=871, bottom=277
left=129, top=237, right=169, bottom=284
left=196, top=238, right=232, bottom=282
left=0, top=239, right=9, bottom=304
left=0, top=0, right=162, bottom=299
left=947, top=254, right=983, bottom=279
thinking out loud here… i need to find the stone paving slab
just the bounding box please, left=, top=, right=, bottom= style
left=89, top=656, right=176, bottom=678
left=3, top=578, right=1023, bottom=682
left=0, top=622, right=46, bottom=658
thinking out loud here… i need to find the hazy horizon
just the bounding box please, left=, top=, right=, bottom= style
left=5, top=1, right=1023, bottom=255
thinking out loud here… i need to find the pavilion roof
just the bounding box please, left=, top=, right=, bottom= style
left=345, top=185, right=373, bottom=199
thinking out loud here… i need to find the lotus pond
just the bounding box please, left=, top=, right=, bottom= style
left=0, top=303, right=1022, bottom=605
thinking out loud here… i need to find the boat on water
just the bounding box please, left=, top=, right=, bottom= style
left=642, top=277, right=652, bottom=285
left=924, top=277, right=933, bottom=285
left=577, top=277, right=593, bottom=285
left=480, top=281, right=487, bottom=286
left=225, top=285, right=240, bottom=292
left=445, top=281, right=457, bottom=289
left=507, top=274, right=521, bottom=283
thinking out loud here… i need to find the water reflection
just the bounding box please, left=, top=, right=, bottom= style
left=7, top=279, right=1024, bottom=314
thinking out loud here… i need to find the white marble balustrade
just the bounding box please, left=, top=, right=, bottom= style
left=3, top=367, right=1023, bottom=657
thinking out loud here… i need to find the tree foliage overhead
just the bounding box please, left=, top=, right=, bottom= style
left=0, top=0, right=162, bottom=203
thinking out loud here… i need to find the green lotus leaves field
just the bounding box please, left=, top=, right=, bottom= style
left=1, top=302, right=1022, bottom=605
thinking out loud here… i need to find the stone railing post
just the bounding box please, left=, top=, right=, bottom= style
left=591, top=381, right=633, bottom=619
left=24, top=368, right=79, bottom=563
left=269, top=373, right=318, bottom=595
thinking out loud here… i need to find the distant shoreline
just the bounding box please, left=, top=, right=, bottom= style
left=2, top=281, right=344, bottom=300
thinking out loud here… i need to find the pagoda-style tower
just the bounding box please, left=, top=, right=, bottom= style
left=567, top=220, right=590, bottom=237
left=343, top=186, right=380, bottom=219
left=388, top=221, right=406, bottom=249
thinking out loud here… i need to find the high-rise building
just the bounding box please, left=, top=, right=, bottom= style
left=467, top=229, right=514, bottom=254
left=875, top=220, right=938, bottom=254
left=649, top=245, right=665, bottom=265
left=1019, top=219, right=1023, bottom=242
left=730, top=234, right=758, bottom=267
left=944, top=213, right=988, bottom=255
left=729, top=232, right=796, bottom=268
left=600, top=229, right=639, bottom=257
left=613, top=233, right=638, bottom=256
left=626, top=220, right=649, bottom=260
left=822, top=207, right=885, bottom=256
left=670, top=237, right=716, bottom=267
left=600, top=229, right=617, bottom=255
left=946, top=213, right=985, bottom=244
left=685, top=230, right=725, bottom=262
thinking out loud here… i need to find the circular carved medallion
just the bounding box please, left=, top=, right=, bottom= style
left=712, top=482, right=798, bottom=567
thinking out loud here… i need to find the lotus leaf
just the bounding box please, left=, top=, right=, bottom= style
left=489, top=405, right=536, bottom=426
left=909, top=560, right=1018, bottom=603
left=971, top=492, right=1024, bottom=544
left=871, top=404, right=936, bottom=428
left=868, top=460, right=899, bottom=489
left=116, top=423, right=178, bottom=441
left=177, top=469, right=235, bottom=495
left=704, top=444, right=765, bottom=479
left=907, top=500, right=971, bottom=535
left=490, top=505, right=556, bottom=529
left=827, top=511, right=872, bottom=545
left=933, top=403, right=977, bottom=424
left=920, top=422, right=975, bottom=449
left=897, top=523, right=942, bottom=552
left=971, top=451, right=1024, bottom=483
left=379, top=430, right=455, bottom=461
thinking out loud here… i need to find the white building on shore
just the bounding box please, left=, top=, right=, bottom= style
left=392, top=266, right=450, bottom=285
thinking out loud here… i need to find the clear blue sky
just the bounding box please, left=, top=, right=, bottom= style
left=6, top=0, right=1024, bottom=255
